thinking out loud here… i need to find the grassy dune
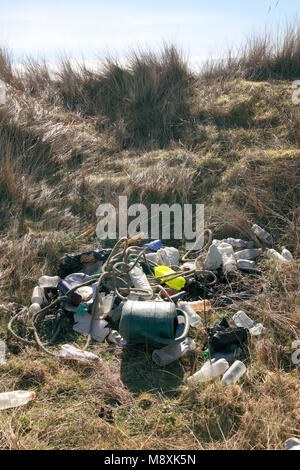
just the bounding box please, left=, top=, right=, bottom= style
left=0, top=30, right=299, bottom=450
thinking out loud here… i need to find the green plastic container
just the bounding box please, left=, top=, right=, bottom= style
left=119, top=300, right=190, bottom=345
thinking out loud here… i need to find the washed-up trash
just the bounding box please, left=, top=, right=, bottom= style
left=152, top=337, right=196, bottom=366
left=187, top=358, right=229, bottom=384
left=73, top=312, right=110, bottom=342
left=59, top=249, right=112, bottom=277
left=145, top=252, right=159, bottom=265
left=205, top=317, right=248, bottom=353
left=281, top=247, right=294, bottom=261
left=203, top=244, right=222, bottom=271
left=221, top=360, right=247, bottom=386
left=234, top=248, right=262, bottom=260
left=143, top=240, right=163, bottom=251
left=0, top=340, right=6, bottom=365
left=30, top=285, right=45, bottom=313
left=251, top=224, right=272, bottom=244
left=212, top=344, right=242, bottom=362
left=31, top=286, right=44, bottom=305
left=107, top=330, right=127, bottom=346
left=266, top=248, right=292, bottom=263
left=0, top=390, right=35, bottom=410
left=58, top=280, right=82, bottom=306
left=217, top=242, right=238, bottom=275
left=237, top=259, right=257, bottom=271
left=232, top=311, right=266, bottom=336
left=59, top=344, right=101, bottom=363
left=181, top=262, right=196, bottom=271
left=177, top=301, right=202, bottom=328
left=119, top=300, right=189, bottom=345
left=221, top=238, right=254, bottom=249
left=129, top=262, right=153, bottom=296
left=39, top=275, right=61, bottom=288
left=189, top=300, right=211, bottom=312
left=154, top=265, right=186, bottom=291
left=285, top=438, right=300, bottom=450
left=156, top=247, right=180, bottom=267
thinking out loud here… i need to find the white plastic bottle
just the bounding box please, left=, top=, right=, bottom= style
left=187, top=358, right=229, bottom=384
left=152, top=338, right=196, bottom=366
left=234, top=249, right=262, bottom=260
left=281, top=247, right=294, bottom=262
left=31, top=286, right=44, bottom=305
left=0, top=390, right=35, bottom=410
left=251, top=224, right=272, bottom=244
left=218, top=242, right=237, bottom=274
left=38, top=276, right=61, bottom=288
left=237, top=259, right=257, bottom=270
left=266, top=249, right=290, bottom=263
left=129, top=263, right=153, bottom=295
left=221, top=360, right=247, bottom=386
left=29, top=303, right=42, bottom=314
left=177, top=301, right=202, bottom=328
left=203, top=244, right=222, bottom=271
left=59, top=344, right=101, bottom=363
left=0, top=340, right=6, bottom=365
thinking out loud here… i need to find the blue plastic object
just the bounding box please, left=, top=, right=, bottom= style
left=143, top=240, right=163, bottom=251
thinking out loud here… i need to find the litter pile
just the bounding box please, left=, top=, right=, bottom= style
left=4, top=224, right=296, bottom=391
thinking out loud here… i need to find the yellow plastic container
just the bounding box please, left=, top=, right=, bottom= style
left=154, top=266, right=186, bottom=291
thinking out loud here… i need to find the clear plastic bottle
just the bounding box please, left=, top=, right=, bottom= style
left=59, top=344, right=101, bottom=363
left=203, top=244, right=222, bottom=271
left=31, top=286, right=44, bottom=305
left=29, top=303, right=41, bottom=314
left=187, top=358, right=229, bottom=384
left=218, top=242, right=238, bottom=274
left=233, top=311, right=266, bottom=336
left=249, top=323, right=267, bottom=336
left=39, top=275, right=61, bottom=288
left=266, top=249, right=290, bottom=263
left=251, top=224, right=272, bottom=244
left=0, top=390, right=35, bottom=410
left=221, top=360, right=247, bottom=386
left=152, top=338, right=196, bottom=366
left=281, top=247, right=294, bottom=262
left=177, top=301, right=202, bottom=328
left=234, top=249, right=262, bottom=260
left=223, top=238, right=254, bottom=249
left=233, top=311, right=255, bottom=329
left=237, top=259, right=257, bottom=270
left=0, top=339, right=6, bottom=365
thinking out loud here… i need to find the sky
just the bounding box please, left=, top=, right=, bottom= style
left=0, top=0, right=299, bottom=68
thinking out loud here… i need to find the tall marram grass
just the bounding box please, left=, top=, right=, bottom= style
left=202, top=22, right=300, bottom=81
left=53, top=45, right=194, bottom=147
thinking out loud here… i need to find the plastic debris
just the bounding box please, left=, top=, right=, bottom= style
left=0, top=391, right=35, bottom=410
left=59, top=344, right=101, bottom=363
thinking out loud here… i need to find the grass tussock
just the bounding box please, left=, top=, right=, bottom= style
left=202, top=22, right=300, bottom=81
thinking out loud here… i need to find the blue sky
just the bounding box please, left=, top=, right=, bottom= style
left=0, top=0, right=299, bottom=66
